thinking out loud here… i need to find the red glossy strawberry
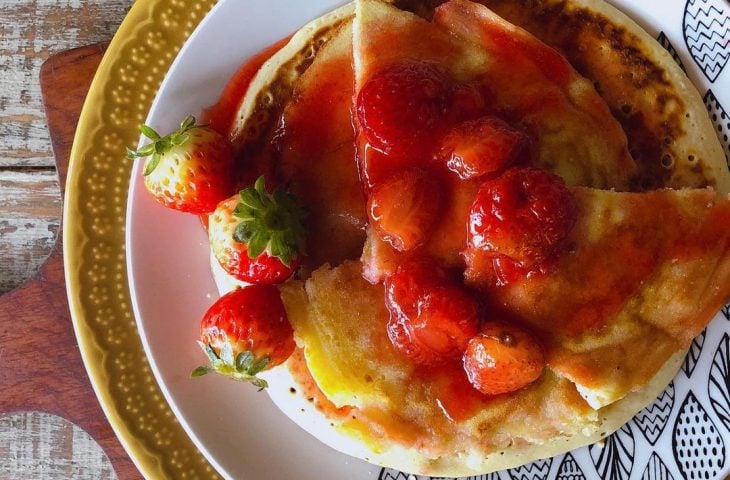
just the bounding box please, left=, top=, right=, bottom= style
left=447, top=82, right=494, bottom=124
left=368, top=169, right=442, bottom=252
left=357, top=62, right=449, bottom=158
left=468, top=167, right=577, bottom=268
left=209, top=177, right=307, bottom=285
left=385, top=260, right=480, bottom=364
left=193, top=285, right=295, bottom=388
left=127, top=116, right=235, bottom=214
left=440, top=117, right=527, bottom=180
left=463, top=321, right=544, bottom=395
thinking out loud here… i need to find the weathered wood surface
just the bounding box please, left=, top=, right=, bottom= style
left=0, top=0, right=132, bottom=294
left=0, top=170, right=61, bottom=293
left=0, top=412, right=116, bottom=479
left=0, top=0, right=141, bottom=477
left=0, top=43, right=144, bottom=480
left=0, top=0, right=132, bottom=168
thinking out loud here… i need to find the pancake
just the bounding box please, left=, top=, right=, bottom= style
left=210, top=0, right=730, bottom=476
left=354, top=0, right=636, bottom=190
left=464, top=187, right=730, bottom=409
left=228, top=0, right=730, bottom=194
left=398, top=0, right=730, bottom=193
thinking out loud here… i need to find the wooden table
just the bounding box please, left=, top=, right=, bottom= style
left=0, top=1, right=134, bottom=477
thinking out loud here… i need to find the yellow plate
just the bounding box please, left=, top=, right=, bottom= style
left=64, top=0, right=219, bottom=477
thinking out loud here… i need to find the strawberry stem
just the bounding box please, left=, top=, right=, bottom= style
left=191, top=341, right=270, bottom=389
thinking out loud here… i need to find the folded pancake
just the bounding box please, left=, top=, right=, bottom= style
left=279, top=186, right=729, bottom=475
left=354, top=0, right=636, bottom=190
left=209, top=0, right=730, bottom=476
left=274, top=21, right=367, bottom=270
left=396, top=0, right=730, bottom=193
left=464, top=187, right=730, bottom=408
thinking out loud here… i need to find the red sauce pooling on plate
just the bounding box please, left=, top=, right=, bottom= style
left=202, top=36, right=292, bottom=135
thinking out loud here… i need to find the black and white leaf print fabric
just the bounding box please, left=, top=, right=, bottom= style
left=709, top=334, right=730, bottom=433
left=556, top=453, right=585, bottom=480
left=683, top=0, right=730, bottom=82
left=508, top=458, right=551, bottom=480
left=378, top=469, right=503, bottom=480
left=378, top=470, right=411, bottom=480
left=672, top=392, right=725, bottom=479
left=704, top=89, right=730, bottom=167
left=723, top=303, right=730, bottom=321
left=641, top=452, right=675, bottom=480
left=589, top=424, right=634, bottom=480
left=633, top=382, right=675, bottom=445
left=682, top=330, right=706, bottom=378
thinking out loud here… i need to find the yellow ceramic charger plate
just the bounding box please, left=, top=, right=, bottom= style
left=64, top=0, right=219, bottom=477
left=65, top=2, right=360, bottom=478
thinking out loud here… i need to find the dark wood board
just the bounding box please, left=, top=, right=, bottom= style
left=0, top=44, right=142, bottom=480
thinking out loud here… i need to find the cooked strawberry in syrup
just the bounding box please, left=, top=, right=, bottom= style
left=447, top=82, right=494, bottom=124
left=194, top=285, right=296, bottom=388
left=384, top=260, right=480, bottom=364
left=356, top=62, right=451, bottom=187
left=357, top=62, right=449, bottom=157
left=468, top=167, right=577, bottom=270
left=463, top=321, right=545, bottom=395
left=354, top=59, right=564, bottom=396
left=440, top=116, right=527, bottom=180
left=368, top=169, right=443, bottom=252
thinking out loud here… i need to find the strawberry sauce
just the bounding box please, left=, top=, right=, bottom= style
left=202, top=36, right=291, bottom=136
left=418, top=360, right=496, bottom=423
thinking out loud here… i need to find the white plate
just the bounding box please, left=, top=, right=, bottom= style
left=126, top=1, right=730, bottom=479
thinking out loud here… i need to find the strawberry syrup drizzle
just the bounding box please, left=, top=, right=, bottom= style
left=198, top=36, right=291, bottom=227
left=417, top=360, right=495, bottom=423
left=202, top=36, right=292, bottom=136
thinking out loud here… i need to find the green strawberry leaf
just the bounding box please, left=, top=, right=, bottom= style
left=231, top=176, right=308, bottom=266
left=143, top=153, right=162, bottom=176
left=236, top=351, right=254, bottom=371
left=127, top=115, right=204, bottom=176
left=249, top=357, right=271, bottom=375
left=190, top=366, right=213, bottom=378
left=193, top=343, right=272, bottom=390
left=139, top=124, right=161, bottom=141
left=251, top=377, right=269, bottom=390
left=245, top=230, right=268, bottom=259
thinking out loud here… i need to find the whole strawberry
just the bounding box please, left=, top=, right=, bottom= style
left=192, top=285, right=296, bottom=388
left=127, top=116, right=234, bottom=214
left=209, top=176, right=307, bottom=285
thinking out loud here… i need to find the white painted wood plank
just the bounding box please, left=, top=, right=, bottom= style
left=0, top=0, right=133, bottom=168
left=0, top=412, right=116, bottom=480
left=0, top=170, right=61, bottom=293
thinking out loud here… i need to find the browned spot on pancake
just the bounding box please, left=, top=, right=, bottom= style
left=477, top=0, right=692, bottom=190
